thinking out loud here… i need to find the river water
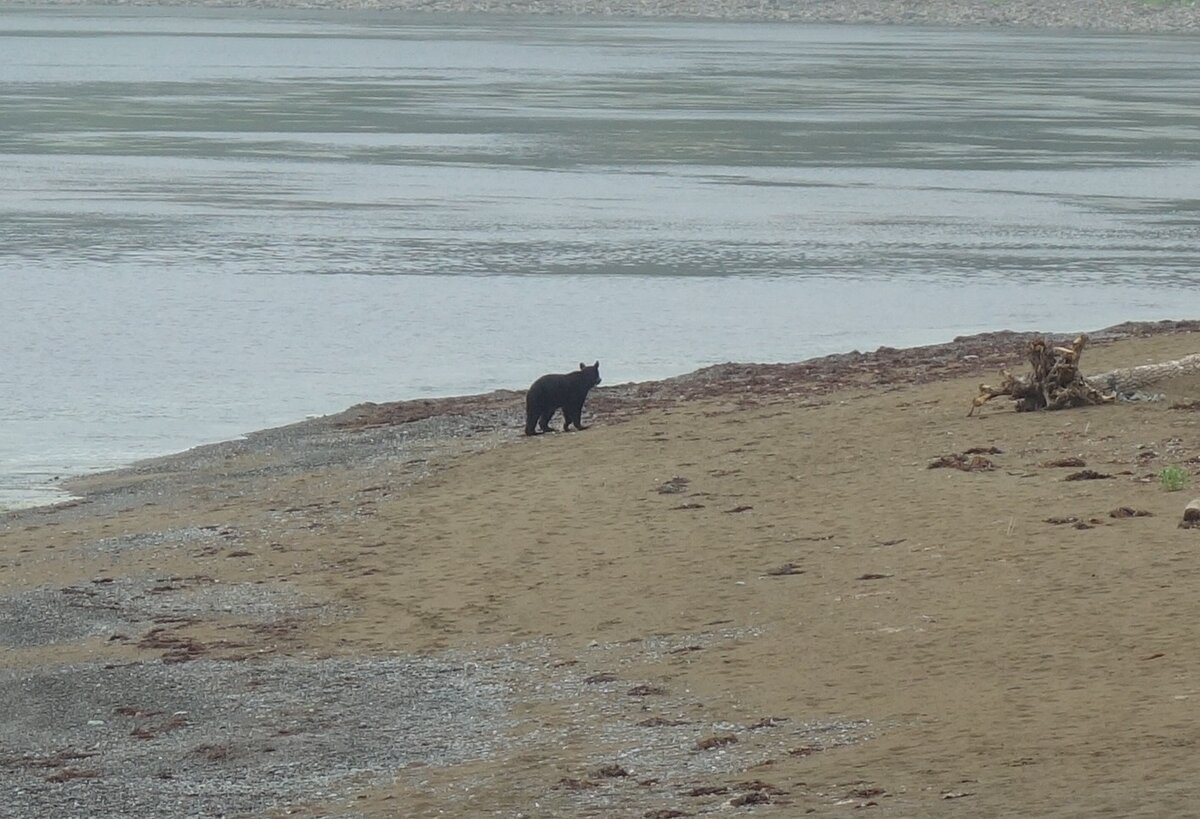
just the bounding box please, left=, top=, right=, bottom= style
left=2, top=8, right=1199, bottom=507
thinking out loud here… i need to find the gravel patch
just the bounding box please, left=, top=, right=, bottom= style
left=0, top=655, right=515, bottom=819
left=82, top=527, right=239, bottom=556
left=1, top=625, right=873, bottom=817
left=0, top=587, right=129, bottom=648
left=1, top=576, right=330, bottom=649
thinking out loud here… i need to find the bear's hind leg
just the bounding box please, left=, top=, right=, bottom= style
left=539, top=409, right=556, bottom=433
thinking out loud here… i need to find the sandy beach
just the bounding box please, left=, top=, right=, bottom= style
left=5, top=321, right=1200, bottom=816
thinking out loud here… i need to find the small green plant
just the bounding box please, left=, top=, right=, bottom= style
left=1160, top=465, right=1189, bottom=492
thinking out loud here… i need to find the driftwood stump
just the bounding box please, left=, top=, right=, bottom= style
left=968, top=334, right=1114, bottom=416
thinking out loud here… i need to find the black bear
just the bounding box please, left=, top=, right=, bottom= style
left=524, top=361, right=602, bottom=435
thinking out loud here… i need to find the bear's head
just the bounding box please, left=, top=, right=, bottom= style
left=579, top=360, right=601, bottom=387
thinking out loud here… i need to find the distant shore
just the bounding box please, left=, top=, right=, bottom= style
left=5, top=0, right=1200, bottom=32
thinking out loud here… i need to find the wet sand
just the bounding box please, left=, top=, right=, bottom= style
left=5, top=322, right=1200, bottom=816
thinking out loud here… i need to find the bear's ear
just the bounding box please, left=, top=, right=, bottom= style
left=579, top=362, right=587, bottom=370
left=593, top=360, right=599, bottom=368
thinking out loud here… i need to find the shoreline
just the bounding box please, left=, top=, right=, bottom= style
left=23, top=317, right=1199, bottom=514
left=2, top=318, right=1194, bottom=520
left=3, top=0, right=1200, bottom=32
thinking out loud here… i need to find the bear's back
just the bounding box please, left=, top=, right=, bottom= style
left=529, top=371, right=584, bottom=402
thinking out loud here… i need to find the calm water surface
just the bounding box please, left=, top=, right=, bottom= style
left=2, top=9, right=1199, bottom=506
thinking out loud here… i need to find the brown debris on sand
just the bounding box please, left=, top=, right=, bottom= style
left=1064, top=470, right=1113, bottom=481
left=929, top=453, right=995, bottom=471
left=694, top=734, right=738, bottom=751
left=656, top=477, right=691, bottom=494
left=1110, top=507, right=1152, bottom=519
left=730, top=790, right=772, bottom=806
